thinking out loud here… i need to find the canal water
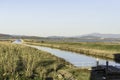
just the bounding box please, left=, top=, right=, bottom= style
left=29, top=45, right=120, bottom=67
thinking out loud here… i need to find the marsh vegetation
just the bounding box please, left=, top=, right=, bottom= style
left=0, top=42, right=90, bottom=80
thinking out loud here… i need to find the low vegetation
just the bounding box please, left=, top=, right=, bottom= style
left=0, top=42, right=90, bottom=80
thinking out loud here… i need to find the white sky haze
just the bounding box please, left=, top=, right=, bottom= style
left=0, top=0, right=120, bottom=37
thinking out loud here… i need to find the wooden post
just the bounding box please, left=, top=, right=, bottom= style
left=106, top=61, right=109, bottom=80
left=96, top=58, right=99, bottom=67
left=106, top=61, right=109, bottom=71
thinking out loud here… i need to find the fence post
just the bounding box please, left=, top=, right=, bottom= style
left=96, top=58, right=99, bottom=67
left=106, top=61, right=109, bottom=80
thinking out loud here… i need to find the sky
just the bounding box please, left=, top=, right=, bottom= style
left=0, top=0, right=120, bottom=37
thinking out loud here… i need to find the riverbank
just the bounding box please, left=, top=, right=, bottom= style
left=26, top=41, right=120, bottom=60
left=0, top=42, right=90, bottom=80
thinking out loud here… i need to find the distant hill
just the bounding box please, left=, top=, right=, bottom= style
left=0, top=33, right=12, bottom=39
left=1, top=33, right=120, bottom=39
left=0, top=33, right=10, bottom=37
left=79, top=35, right=101, bottom=39
left=46, top=33, right=120, bottom=42
left=47, top=33, right=120, bottom=39
left=74, top=33, right=120, bottom=39
left=47, top=36, right=66, bottom=38
left=0, top=33, right=42, bottom=39
left=1, top=33, right=120, bottom=42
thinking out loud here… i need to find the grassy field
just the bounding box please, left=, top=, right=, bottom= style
left=0, top=42, right=90, bottom=80
left=25, top=40, right=120, bottom=60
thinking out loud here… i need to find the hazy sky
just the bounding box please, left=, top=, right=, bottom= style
left=0, top=0, right=120, bottom=37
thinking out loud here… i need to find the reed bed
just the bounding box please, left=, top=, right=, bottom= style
left=0, top=42, right=90, bottom=80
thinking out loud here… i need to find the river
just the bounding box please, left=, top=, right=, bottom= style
left=28, top=45, right=120, bottom=67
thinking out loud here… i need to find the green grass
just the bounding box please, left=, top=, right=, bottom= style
left=26, top=40, right=120, bottom=60
left=0, top=42, right=90, bottom=80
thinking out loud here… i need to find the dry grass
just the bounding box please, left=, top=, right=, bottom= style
left=0, top=42, right=90, bottom=80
